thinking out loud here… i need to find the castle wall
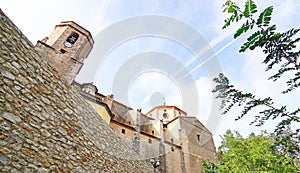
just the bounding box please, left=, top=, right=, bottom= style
left=0, top=10, right=152, bottom=172
left=165, top=147, right=183, bottom=173
left=35, top=41, right=83, bottom=84
left=110, top=121, right=161, bottom=160
left=110, top=120, right=187, bottom=173
left=179, top=117, right=218, bottom=173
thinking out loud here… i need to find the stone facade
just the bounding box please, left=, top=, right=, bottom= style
left=35, top=21, right=94, bottom=85
left=78, top=84, right=218, bottom=172
left=0, top=8, right=218, bottom=172
left=0, top=9, right=152, bottom=172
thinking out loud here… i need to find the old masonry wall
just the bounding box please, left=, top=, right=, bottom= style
left=0, top=9, right=152, bottom=172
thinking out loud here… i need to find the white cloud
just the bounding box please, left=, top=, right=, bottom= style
left=195, top=77, right=213, bottom=123
left=127, top=71, right=182, bottom=111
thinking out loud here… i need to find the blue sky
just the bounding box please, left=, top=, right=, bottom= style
left=1, top=0, right=299, bottom=146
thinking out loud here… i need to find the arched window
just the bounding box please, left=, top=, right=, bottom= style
left=64, top=32, right=79, bottom=48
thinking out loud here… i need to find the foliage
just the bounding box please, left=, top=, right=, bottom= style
left=273, top=126, right=300, bottom=160
left=207, top=1, right=300, bottom=171
left=222, top=0, right=300, bottom=93
left=212, top=73, right=300, bottom=141
left=212, top=0, right=300, bottom=158
left=202, top=130, right=298, bottom=172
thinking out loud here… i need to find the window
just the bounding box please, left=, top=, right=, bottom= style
left=163, top=113, right=168, bottom=118
left=121, top=129, right=125, bottom=134
left=64, top=32, right=79, bottom=48
left=67, top=32, right=79, bottom=44
left=171, top=138, right=173, bottom=143
left=60, top=49, right=66, bottom=54
left=197, top=134, right=200, bottom=141
left=163, top=109, right=168, bottom=118
left=152, top=130, right=154, bottom=135
left=171, top=147, right=174, bottom=152
left=148, top=139, right=152, bottom=144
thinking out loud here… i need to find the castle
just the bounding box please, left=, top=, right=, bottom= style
left=0, top=9, right=217, bottom=172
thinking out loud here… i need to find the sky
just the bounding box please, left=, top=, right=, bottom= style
left=1, top=0, right=299, bottom=146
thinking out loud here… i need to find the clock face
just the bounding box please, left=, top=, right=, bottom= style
left=64, top=41, right=73, bottom=48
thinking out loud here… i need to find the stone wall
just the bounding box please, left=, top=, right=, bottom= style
left=0, top=9, right=152, bottom=172
left=180, top=117, right=218, bottom=173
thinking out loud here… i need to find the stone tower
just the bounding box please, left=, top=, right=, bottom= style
left=35, top=21, right=94, bottom=84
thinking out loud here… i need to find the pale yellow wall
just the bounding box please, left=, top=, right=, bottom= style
left=110, top=122, right=135, bottom=138
left=86, top=100, right=111, bottom=124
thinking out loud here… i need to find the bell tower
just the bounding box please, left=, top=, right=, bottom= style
left=36, top=21, right=94, bottom=84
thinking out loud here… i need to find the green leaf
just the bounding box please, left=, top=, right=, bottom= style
left=239, top=31, right=260, bottom=52
left=234, top=20, right=251, bottom=38
left=222, top=0, right=242, bottom=29
left=244, top=0, right=257, bottom=17
left=223, top=15, right=236, bottom=29
left=257, top=6, right=274, bottom=27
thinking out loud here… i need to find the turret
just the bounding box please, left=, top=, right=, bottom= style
left=36, top=21, right=94, bottom=84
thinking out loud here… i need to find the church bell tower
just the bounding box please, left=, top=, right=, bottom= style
left=36, top=21, right=94, bottom=84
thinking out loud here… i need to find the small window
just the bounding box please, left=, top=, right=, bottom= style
left=171, top=147, right=174, bottom=152
left=148, top=139, right=152, bottom=144
left=163, top=109, right=168, bottom=118
left=163, top=113, right=168, bottom=118
left=60, top=49, right=66, bottom=54
left=197, top=134, right=200, bottom=141
left=121, top=129, right=125, bottom=134
left=171, top=138, right=173, bottom=143
left=152, top=130, right=154, bottom=135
